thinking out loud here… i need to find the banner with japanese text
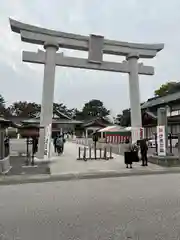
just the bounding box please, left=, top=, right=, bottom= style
left=157, top=125, right=166, bottom=156
left=44, top=124, right=52, bottom=160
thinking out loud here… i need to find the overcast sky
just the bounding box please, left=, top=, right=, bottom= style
left=0, top=0, right=180, bottom=116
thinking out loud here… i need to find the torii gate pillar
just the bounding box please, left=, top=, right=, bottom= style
left=37, top=42, right=59, bottom=159
left=127, top=53, right=142, bottom=143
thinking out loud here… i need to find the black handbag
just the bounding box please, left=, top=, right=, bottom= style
left=131, top=151, right=139, bottom=162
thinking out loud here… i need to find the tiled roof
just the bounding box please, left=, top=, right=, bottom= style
left=141, top=91, right=180, bottom=109
left=0, top=117, right=10, bottom=123
left=34, top=109, right=71, bottom=120
left=21, top=119, right=82, bottom=124
left=81, top=117, right=112, bottom=128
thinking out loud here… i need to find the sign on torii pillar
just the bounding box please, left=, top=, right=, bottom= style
left=9, top=19, right=164, bottom=159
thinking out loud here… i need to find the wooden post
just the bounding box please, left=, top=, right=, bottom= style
left=169, top=133, right=173, bottom=155
left=94, top=143, right=97, bottom=160
left=100, top=148, right=102, bottom=159
left=78, top=147, right=81, bottom=159
left=83, top=147, right=87, bottom=161
left=89, top=147, right=91, bottom=159
left=110, top=146, right=112, bottom=159
left=0, top=126, right=4, bottom=160
left=104, top=147, right=107, bottom=159
left=26, top=137, right=30, bottom=165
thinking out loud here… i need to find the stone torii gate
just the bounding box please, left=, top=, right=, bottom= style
left=10, top=19, right=164, bottom=159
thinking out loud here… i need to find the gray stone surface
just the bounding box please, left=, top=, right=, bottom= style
left=149, top=155, right=180, bottom=166
left=50, top=142, right=165, bottom=176
left=1, top=174, right=180, bottom=239
left=10, top=138, right=32, bottom=156
left=127, top=54, right=142, bottom=142
left=10, top=18, right=164, bottom=58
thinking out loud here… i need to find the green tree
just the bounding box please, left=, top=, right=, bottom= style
left=53, top=103, right=75, bottom=118
left=0, top=94, right=5, bottom=107
left=154, top=81, right=178, bottom=97
left=81, top=99, right=110, bottom=119
left=120, top=109, right=131, bottom=127
left=8, top=101, right=40, bottom=117
left=114, top=113, right=122, bottom=125
left=73, top=108, right=84, bottom=120
left=0, top=94, right=11, bottom=117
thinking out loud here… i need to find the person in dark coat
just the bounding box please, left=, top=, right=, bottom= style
left=53, top=135, right=57, bottom=153
left=124, top=138, right=132, bottom=168
left=4, top=136, right=9, bottom=157
left=140, top=139, right=148, bottom=166
left=32, top=136, right=38, bottom=155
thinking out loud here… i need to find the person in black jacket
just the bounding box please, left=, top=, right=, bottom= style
left=140, top=139, right=148, bottom=166
left=53, top=135, right=57, bottom=153
left=4, top=136, right=9, bottom=157
left=124, top=139, right=132, bottom=168
left=32, top=136, right=38, bottom=155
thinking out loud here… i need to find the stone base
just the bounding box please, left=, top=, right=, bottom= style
left=0, top=156, right=12, bottom=174
left=149, top=155, right=180, bottom=167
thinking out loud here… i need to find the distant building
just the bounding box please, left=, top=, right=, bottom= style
left=19, top=109, right=82, bottom=137
left=141, top=91, right=180, bottom=137
left=2, top=108, right=112, bottom=138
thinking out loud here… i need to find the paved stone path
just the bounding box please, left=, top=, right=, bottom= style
left=2, top=174, right=180, bottom=239
left=50, top=142, right=165, bottom=175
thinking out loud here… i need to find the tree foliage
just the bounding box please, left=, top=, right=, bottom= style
left=0, top=94, right=110, bottom=121
left=81, top=99, right=110, bottom=119
left=0, top=94, right=11, bottom=117
left=154, top=81, right=178, bottom=97
left=0, top=94, right=5, bottom=107
left=114, top=114, right=122, bottom=125
left=8, top=101, right=40, bottom=117
left=120, top=109, right=131, bottom=127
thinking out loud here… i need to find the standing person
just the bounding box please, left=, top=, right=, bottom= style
left=32, top=136, right=38, bottom=155
left=140, top=139, right=148, bottom=166
left=124, top=138, right=133, bottom=168
left=53, top=135, right=57, bottom=153
left=4, top=135, right=9, bottom=157
left=56, top=135, right=64, bottom=155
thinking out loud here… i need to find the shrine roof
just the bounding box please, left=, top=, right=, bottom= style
left=141, top=92, right=180, bottom=109
left=21, top=119, right=82, bottom=124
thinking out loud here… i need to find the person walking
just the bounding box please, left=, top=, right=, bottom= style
left=56, top=135, right=64, bottom=155
left=124, top=138, right=133, bottom=168
left=140, top=139, right=148, bottom=166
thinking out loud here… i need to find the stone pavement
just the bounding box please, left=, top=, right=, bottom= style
left=1, top=175, right=180, bottom=239
left=2, top=141, right=180, bottom=186
left=8, top=156, right=49, bottom=176
left=49, top=142, right=166, bottom=176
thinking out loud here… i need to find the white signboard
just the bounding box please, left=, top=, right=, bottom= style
left=44, top=124, right=52, bottom=160
left=157, top=125, right=166, bottom=156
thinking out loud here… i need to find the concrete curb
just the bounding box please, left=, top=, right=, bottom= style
left=1, top=168, right=180, bottom=185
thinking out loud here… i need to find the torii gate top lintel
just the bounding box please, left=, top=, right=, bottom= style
left=10, top=18, right=164, bottom=59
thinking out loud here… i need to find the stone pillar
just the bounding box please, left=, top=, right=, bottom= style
left=127, top=53, right=142, bottom=143
left=85, top=129, right=88, bottom=138
left=37, top=41, right=59, bottom=159
left=157, top=107, right=168, bottom=155
left=0, top=125, right=5, bottom=160
left=178, top=134, right=180, bottom=160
